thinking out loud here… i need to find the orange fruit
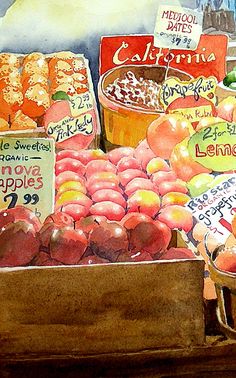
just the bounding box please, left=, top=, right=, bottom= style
left=169, top=137, right=212, bottom=182
left=72, top=72, right=87, bottom=84
left=50, top=83, right=76, bottom=96
left=0, top=117, right=9, bottom=131
left=10, top=110, right=37, bottom=130
left=232, top=214, right=236, bottom=238
left=22, top=84, right=50, bottom=117
left=22, top=73, right=49, bottom=92
left=22, top=59, right=49, bottom=81
left=71, top=58, right=85, bottom=72
left=0, top=53, right=21, bottom=68
left=49, top=59, right=73, bottom=79
left=147, top=114, right=194, bottom=159
left=73, top=81, right=88, bottom=94
left=0, top=86, right=23, bottom=114
left=0, top=64, right=17, bottom=78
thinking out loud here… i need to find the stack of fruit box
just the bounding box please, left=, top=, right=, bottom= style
left=0, top=52, right=205, bottom=356
left=0, top=229, right=205, bottom=356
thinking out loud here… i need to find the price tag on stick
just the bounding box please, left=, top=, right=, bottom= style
left=154, top=4, right=203, bottom=50
left=0, top=137, right=55, bottom=222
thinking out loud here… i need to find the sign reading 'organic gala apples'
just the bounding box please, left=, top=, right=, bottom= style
left=188, top=122, right=236, bottom=171
left=154, top=5, right=203, bottom=50
left=0, top=137, right=55, bottom=221
left=186, top=175, right=236, bottom=243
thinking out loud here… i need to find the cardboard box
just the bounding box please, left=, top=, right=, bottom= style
left=0, top=232, right=205, bottom=356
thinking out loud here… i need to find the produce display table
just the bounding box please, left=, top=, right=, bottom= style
left=0, top=336, right=236, bottom=377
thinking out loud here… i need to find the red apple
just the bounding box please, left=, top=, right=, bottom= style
left=50, top=226, right=88, bottom=264
left=129, top=220, right=171, bottom=255
left=89, top=221, right=129, bottom=262
left=0, top=206, right=41, bottom=232
left=44, top=211, right=74, bottom=227
left=121, top=212, right=153, bottom=229
left=32, top=251, right=64, bottom=266
left=75, top=215, right=107, bottom=235
left=159, top=247, right=195, bottom=260
left=78, top=255, right=109, bottom=265
left=0, top=221, right=40, bottom=267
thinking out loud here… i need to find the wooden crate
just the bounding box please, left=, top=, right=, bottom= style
left=0, top=236, right=205, bottom=356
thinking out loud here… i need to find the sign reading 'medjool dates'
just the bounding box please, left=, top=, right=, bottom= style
left=154, top=5, right=203, bottom=50
left=0, top=138, right=55, bottom=221
left=188, top=122, right=236, bottom=171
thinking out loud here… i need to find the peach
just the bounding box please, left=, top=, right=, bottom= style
left=55, top=190, right=92, bottom=210
left=117, top=156, right=141, bottom=172
left=85, top=160, right=116, bottom=179
left=161, top=192, right=191, bottom=207
left=151, top=170, right=177, bottom=187
left=89, top=201, right=125, bottom=222
left=59, top=203, right=89, bottom=221
left=127, top=190, right=161, bottom=218
left=57, top=181, right=87, bottom=197
left=108, top=147, right=134, bottom=165
left=146, top=157, right=170, bottom=175
left=125, top=178, right=158, bottom=197
left=216, top=96, right=236, bottom=122
left=119, top=169, right=147, bottom=187
left=158, top=180, right=188, bottom=196
left=92, top=189, right=126, bottom=208
left=170, top=138, right=211, bottom=182
left=55, top=158, right=85, bottom=176
left=157, top=205, right=193, bottom=233
left=55, top=171, right=85, bottom=189
left=147, top=114, right=193, bottom=159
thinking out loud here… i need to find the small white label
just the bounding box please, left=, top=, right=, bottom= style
left=69, top=92, right=94, bottom=117
left=185, top=174, right=236, bottom=243
left=154, top=5, right=203, bottom=50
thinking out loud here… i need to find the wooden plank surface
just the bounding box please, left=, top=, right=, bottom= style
left=0, top=336, right=236, bottom=377
left=0, top=259, right=205, bottom=355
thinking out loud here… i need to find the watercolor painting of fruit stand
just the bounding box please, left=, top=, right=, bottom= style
left=0, top=1, right=236, bottom=376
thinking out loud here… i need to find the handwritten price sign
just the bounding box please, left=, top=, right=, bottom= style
left=70, top=91, right=94, bottom=117
left=186, top=174, right=236, bottom=243
left=154, top=5, right=203, bottom=50
left=188, top=122, right=236, bottom=171
left=0, top=137, right=55, bottom=221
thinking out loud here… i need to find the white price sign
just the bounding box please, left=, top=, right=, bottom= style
left=69, top=91, right=94, bottom=117
left=0, top=137, right=55, bottom=222
left=154, top=5, right=203, bottom=50
left=185, top=175, right=236, bottom=243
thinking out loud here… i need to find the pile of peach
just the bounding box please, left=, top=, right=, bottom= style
left=55, top=142, right=193, bottom=233
left=0, top=51, right=89, bottom=132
